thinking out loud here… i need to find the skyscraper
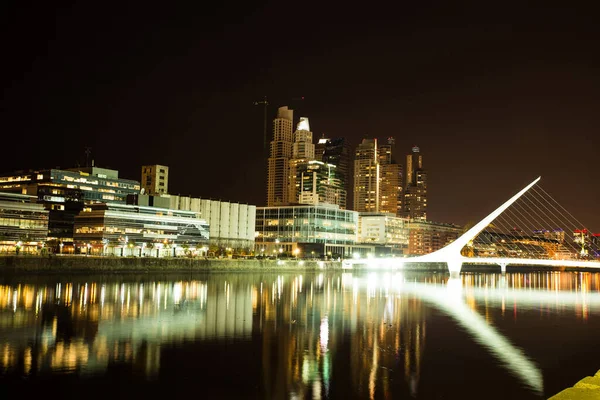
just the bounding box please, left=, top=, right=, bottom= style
left=295, top=161, right=345, bottom=207
left=322, top=137, right=350, bottom=209
left=288, top=117, right=315, bottom=204
left=378, top=138, right=402, bottom=216
left=141, top=164, right=169, bottom=195
left=403, top=146, right=427, bottom=220
left=315, top=134, right=328, bottom=161
left=267, top=106, right=294, bottom=206
left=353, top=138, right=379, bottom=212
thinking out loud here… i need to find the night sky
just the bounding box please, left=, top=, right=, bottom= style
left=2, top=2, right=599, bottom=230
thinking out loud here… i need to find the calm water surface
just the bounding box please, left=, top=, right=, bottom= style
left=0, top=270, right=599, bottom=399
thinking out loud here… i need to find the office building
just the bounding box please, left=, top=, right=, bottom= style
left=0, top=167, right=140, bottom=251
left=315, top=135, right=329, bottom=161
left=407, top=220, right=461, bottom=255
left=322, top=137, right=351, bottom=209
left=161, top=195, right=256, bottom=252
left=294, top=161, right=346, bottom=208
left=255, top=204, right=371, bottom=258
left=267, top=106, right=294, bottom=206
left=358, top=212, right=409, bottom=254
left=378, top=138, right=403, bottom=216
left=403, top=146, right=427, bottom=220
left=73, top=203, right=209, bottom=257
left=0, top=192, right=49, bottom=254
left=353, top=138, right=380, bottom=212
left=353, top=137, right=403, bottom=215
left=141, top=164, right=169, bottom=195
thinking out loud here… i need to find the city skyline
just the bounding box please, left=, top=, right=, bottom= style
left=2, top=3, right=599, bottom=231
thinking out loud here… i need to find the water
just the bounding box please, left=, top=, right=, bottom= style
left=0, top=270, right=599, bottom=399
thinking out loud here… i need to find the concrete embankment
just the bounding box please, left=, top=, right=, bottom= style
left=549, top=369, right=600, bottom=399
left=0, top=255, right=342, bottom=273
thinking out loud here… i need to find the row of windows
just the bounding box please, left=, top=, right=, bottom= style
left=0, top=217, right=48, bottom=229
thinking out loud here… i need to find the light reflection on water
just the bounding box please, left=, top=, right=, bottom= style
left=0, top=271, right=599, bottom=399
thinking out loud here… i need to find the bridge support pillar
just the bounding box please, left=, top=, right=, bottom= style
left=499, top=263, right=507, bottom=274
left=447, top=260, right=462, bottom=278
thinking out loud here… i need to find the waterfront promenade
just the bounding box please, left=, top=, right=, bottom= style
left=0, top=255, right=344, bottom=273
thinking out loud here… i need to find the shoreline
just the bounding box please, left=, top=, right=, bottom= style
left=1, top=255, right=599, bottom=274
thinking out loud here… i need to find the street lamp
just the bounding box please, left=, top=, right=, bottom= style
left=86, top=243, right=91, bottom=256
left=59, top=242, right=64, bottom=255
left=294, top=248, right=300, bottom=260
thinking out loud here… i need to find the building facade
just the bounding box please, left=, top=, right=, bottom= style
left=141, top=164, right=169, bottom=195
left=288, top=117, right=315, bottom=204
left=407, top=220, right=461, bottom=256
left=74, top=203, right=209, bottom=257
left=295, top=161, right=346, bottom=208
left=267, top=106, right=294, bottom=206
left=403, top=146, right=427, bottom=220
left=322, top=137, right=350, bottom=209
left=255, top=204, right=366, bottom=258
left=358, top=212, right=409, bottom=254
left=164, top=195, right=256, bottom=253
left=0, top=167, right=140, bottom=251
left=353, top=138, right=380, bottom=213
left=0, top=192, right=49, bottom=254
left=378, top=138, right=403, bottom=216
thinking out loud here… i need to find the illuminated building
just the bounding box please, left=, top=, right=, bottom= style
left=407, top=220, right=461, bottom=255
left=315, top=134, right=329, bottom=161
left=255, top=204, right=374, bottom=258
left=464, top=230, right=570, bottom=259
left=573, top=229, right=600, bottom=258
left=353, top=138, right=402, bottom=215
left=353, top=138, right=380, bottom=212
left=322, top=137, right=350, bottom=209
left=267, top=106, right=294, bottom=206
left=73, top=203, right=209, bottom=256
left=0, top=167, right=140, bottom=251
left=403, top=146, right=427, bottom=220
left=162, top=195, right=256, bottom=252
left=141, top=164, right=169, bottom=195
left=288, top=117, right=315, bottom=204
left=0, top=192, right=49, bottom=254
left=358, top=212, right=409, bottom=254
left=293, top=161, right=346, bottom=208
left=378, top=137, right=403, bottom=216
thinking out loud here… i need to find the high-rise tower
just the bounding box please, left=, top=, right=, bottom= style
left=379, top=137, right=402, bottom=216
left=267, top=106, right=294, bottom=206
left=353, top=138, right=380, bottom=212
left=289, top=117, right=315, bottom=203
left=403, top=146, right=427, bottom=220
left=323, top=137, right=350, bottom=209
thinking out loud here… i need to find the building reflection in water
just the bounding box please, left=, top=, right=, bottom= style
left=0, top=270, right=599, bottom=398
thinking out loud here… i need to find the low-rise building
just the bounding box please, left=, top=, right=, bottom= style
left=162, top=195, right=256, bottom=254
left=407, top=220, right=462, bottom=256
left=255, top=203, right=373, bottom=258
left=0, top=166, right=140, bottom=252
left=73, top=203, right=209, bottom=257
left=0, top=192, right=49, bottom=254
left=359, top=212, right=409, bottom=254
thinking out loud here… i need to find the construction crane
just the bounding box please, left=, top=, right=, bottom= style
left=253, top=96, right=269, bottom=153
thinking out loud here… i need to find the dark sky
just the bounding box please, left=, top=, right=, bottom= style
left=2, top=2, right=599, bottom=230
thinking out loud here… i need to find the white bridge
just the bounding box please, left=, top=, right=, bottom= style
left=345, top=177, right=600, bottom=275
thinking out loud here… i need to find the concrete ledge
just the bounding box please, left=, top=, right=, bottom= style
left=550, top=370, right=600, bottom=399
left=0, top=255, right=341, bottom=273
